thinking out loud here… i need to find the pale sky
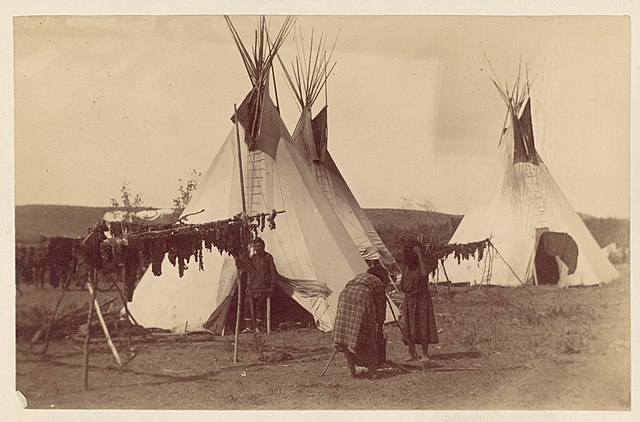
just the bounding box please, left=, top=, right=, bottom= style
left=1, top=2, right=639, bottom=421
left=10, top=12, right=633, bottom=219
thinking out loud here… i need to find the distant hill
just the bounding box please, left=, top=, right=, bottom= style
left=363, top=208, right=462, bottom=230
left=15, top=205, right=110, bottom=244
left=14, top=205, right=629, bottom=249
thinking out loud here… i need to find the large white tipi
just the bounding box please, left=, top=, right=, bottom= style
left=128, top=18, right=369, bottom=333
left=443, top=79, right=619, bottom=287
left=280, top=32, right=401, bottom=280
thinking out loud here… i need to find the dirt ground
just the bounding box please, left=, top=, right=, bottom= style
left=14, top=264, right=631, bottom=411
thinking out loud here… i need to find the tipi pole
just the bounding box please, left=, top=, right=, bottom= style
left=86, top=282, right=122, bottom=366
left=234, top=104, right=247, bottom=213
left=83, top=269, right=98, bottom=390
left=271, top=60, right=280, bottom=113
left=324, top=54, right=328, bottom=108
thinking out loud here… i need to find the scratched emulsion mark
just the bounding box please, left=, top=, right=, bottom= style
left=16, top=390, right=28, bottom=409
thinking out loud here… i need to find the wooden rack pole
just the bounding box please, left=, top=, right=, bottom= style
left=248, top=289, right=260, bottom=353
left=266, top=296, right=271, bottom=335
left=86, top=283, right=122, bottom=366
left=233, top=103, right=248, bottom=362
left=83, top=270, right=98, bottom=390
left=233, top=277, right=242, bottom=363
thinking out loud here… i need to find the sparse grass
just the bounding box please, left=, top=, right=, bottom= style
left=428, top=265, right=629, bottom=360
left=14, top=264, right=630, bottom=410
left=15, top=284, right=121, bottom=341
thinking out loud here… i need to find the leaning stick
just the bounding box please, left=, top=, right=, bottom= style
left=86, top=282, right=122, bottom=366
left=320, top=347, right=338, bottom=376
left=385, top=293, right=408, bottom=340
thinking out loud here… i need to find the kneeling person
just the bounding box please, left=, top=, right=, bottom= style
left=333, top=267, right=388, bottom=379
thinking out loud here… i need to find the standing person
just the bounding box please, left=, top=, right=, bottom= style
left=333, top=269, right=388, bottom=379
left=245, top=237, right=279, bottom=332
left=400, top=240, right=439, bottom=364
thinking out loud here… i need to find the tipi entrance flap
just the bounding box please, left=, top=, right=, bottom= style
left=537, top=231, right=578, bottom=274
left=533, top=230, right=579, bottom=286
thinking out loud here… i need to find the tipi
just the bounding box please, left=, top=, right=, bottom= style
left=443, top=78, right=619, bottom=287
left=127, top=17, right=372, bottom=334
left=280, top=31, right=401, bottom=280
left=103, top=208, right=177, bottom=228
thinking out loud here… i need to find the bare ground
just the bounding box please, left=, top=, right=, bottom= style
left=14, top=264, right=630, bottom=411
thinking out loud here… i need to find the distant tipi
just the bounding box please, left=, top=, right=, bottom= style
left=443, top=78, right=619, bottom=287
left=127, top=17, right=371, bottom=333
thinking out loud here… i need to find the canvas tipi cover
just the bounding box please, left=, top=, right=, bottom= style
left=291, top=107, right=400, bottom=275
left=443, top=85, right=619, bottom=287
left=280, top=34, right=401, bottom=278
left=127, top=19, right=371, bottom=333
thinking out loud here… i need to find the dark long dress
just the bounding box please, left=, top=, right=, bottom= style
left=400, top=266, right=438, bottom=345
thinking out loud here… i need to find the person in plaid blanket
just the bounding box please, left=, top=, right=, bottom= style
left=333, top=265, right=388, bottom=379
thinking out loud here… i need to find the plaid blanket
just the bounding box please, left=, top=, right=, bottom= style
left=333, top=273, right=386, bottom=352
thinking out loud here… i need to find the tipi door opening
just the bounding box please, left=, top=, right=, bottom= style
left=534, top=231, right=577, bottom=286
left=217, top=273, right=315, bottom=335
